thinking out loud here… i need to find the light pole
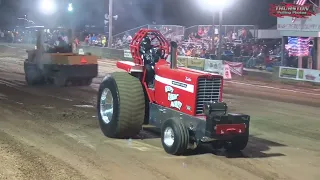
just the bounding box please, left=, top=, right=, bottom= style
left=211, top=14, right=215, bottom=55
left=68, top=2, right=74, bottom=41
left=108, top=0, right=113, bottom=48
left=217, top=9, right=223, bottom=60
left=198, top=0, right=231, bottom=60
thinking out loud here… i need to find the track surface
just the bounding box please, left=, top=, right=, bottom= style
left=0, top=45, right=320, bottom=180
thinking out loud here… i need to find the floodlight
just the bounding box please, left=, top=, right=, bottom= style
left=68, top=3, right=73, bottom=12
left=39, top=0, right=57, bottom=15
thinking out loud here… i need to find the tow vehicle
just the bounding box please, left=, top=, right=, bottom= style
left=24, top=27, right=98, bottom=86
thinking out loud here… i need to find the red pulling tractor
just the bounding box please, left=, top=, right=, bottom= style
left=97, top=29, right=250, bottom=155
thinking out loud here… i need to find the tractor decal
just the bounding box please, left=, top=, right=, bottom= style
left=155, top=75, right=194, bottom=93
left=165, top=86, right=174, bottom=93
left=172, top=81, right=187, bottom=88
left=170, top=101, right=182, bottom=110
left=165, top=85, right=183, bottom=110
left=185, top=77, right=191, bottom=82
left=168, top=93, right=179, bottom=101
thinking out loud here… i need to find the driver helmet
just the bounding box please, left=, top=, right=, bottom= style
left=140, top=36, right=152, bottom=54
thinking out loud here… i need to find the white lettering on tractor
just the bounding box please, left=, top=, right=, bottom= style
left=164, top=86, right=182, bottom=110
left=168, top=93, right=179, bottom=101
left=170, top=100, right=182, bottom=110
left=165, top=86, right=174, bottom=93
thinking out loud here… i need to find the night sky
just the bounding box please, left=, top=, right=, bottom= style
left=0, top=0, right=284, bottom=33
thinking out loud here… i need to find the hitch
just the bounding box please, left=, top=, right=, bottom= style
left=203, top=101, right=250, bottom=138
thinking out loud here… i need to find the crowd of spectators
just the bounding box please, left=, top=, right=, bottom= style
left=0, top=30, right=23, bottom=43
left=5, top=25, right=283, bottom=70
left=84, top=34, right=107, bottom=47
left=1, top=28, right=82, bottom=50
left=81, top=25, right=282, bottom=70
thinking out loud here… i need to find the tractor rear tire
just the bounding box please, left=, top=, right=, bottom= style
left=97, top=72, right=145, bottom=138
left=24, top=61, right=44, bottom=85
left=161, top=119, right=189, bottom=155
left=53, top=72, right=67, bottom=87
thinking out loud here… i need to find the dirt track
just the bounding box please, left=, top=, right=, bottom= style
left=0, top=45, right=320, bottom=180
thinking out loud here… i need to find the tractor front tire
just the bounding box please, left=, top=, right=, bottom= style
left=97, top=72, right=145, bottom=138
left=24, top=61, right=44, bottom=86
left=161, top=119, right=189, bottom=155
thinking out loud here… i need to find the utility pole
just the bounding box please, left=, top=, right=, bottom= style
left=211, top=13, right=215, bottom=57
left=281, top=0, right=285, bottom=65
left=217, top=9, right=223, bottom=60
left=108, top=0, right=113, bottom=48
left=69, top=2, right=75, bottom=41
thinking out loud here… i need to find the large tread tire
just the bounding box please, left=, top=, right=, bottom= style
left=161, top=118, right=189, bottom=155
left=53, top=72, right=67, bottom=87
left=24, top=61, right=44, bottom=86
left=97, top=72, right=145, bottom=138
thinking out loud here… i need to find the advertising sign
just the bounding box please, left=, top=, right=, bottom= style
left=297, top=68, right=320, bottom=82
left=204, top=59, right=223, bottom=75
left=279, top=66, right=320, bottom=83
left=187, top=57, right=205, bottom=70
left=224, top=61, right=244, bottom=76
left=124, top=50, right=132, bottom=58
left=270, top=3, right=316, bottom=18
left=177, top=56, right=188, bottom=67
left=279, top=66, right=298, bottom=79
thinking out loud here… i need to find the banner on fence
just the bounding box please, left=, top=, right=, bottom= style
left=124, top=50, right=132, bottom=58
left=297, top=68, right=320, bottom=83
left=204, top=59, right=223, bottom=75
left=177, top=57, right=188, bottom=67
left=186, top=57, right=205, bottom=70
left=224, top=64, right=232, bottom=79
left=279, top=66, right=320, bottom=83
left=224, top=61, right=243, bottom=76
left=279, top=66, right=298, bottom=80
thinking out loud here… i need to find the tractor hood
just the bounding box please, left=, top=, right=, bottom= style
left=155, top=60, right=223, bottom=85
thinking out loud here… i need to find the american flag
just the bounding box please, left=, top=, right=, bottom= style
left=287, top=37, right=310, bottom=56
left=292, top=0, right=308, bottom=22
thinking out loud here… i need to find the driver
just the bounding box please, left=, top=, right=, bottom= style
left=140, top=36, right=163, bottom=65
left=54, top=36, right=71, bottom=53
left=140, top=35, right=165, bottom=88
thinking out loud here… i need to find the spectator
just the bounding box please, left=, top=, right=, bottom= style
left=102, top=36, right=107, bottom=47
left=62, top=33, right=68, bottom=43
left=199, top=49, right=206, bottom=58
left=0, top=30, right=4, bottom=42
left=88, top=34, right=92, bottom=45
left=232, top=31, right=237, bottom=41
left=85, top=36, right=89, bottom=45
